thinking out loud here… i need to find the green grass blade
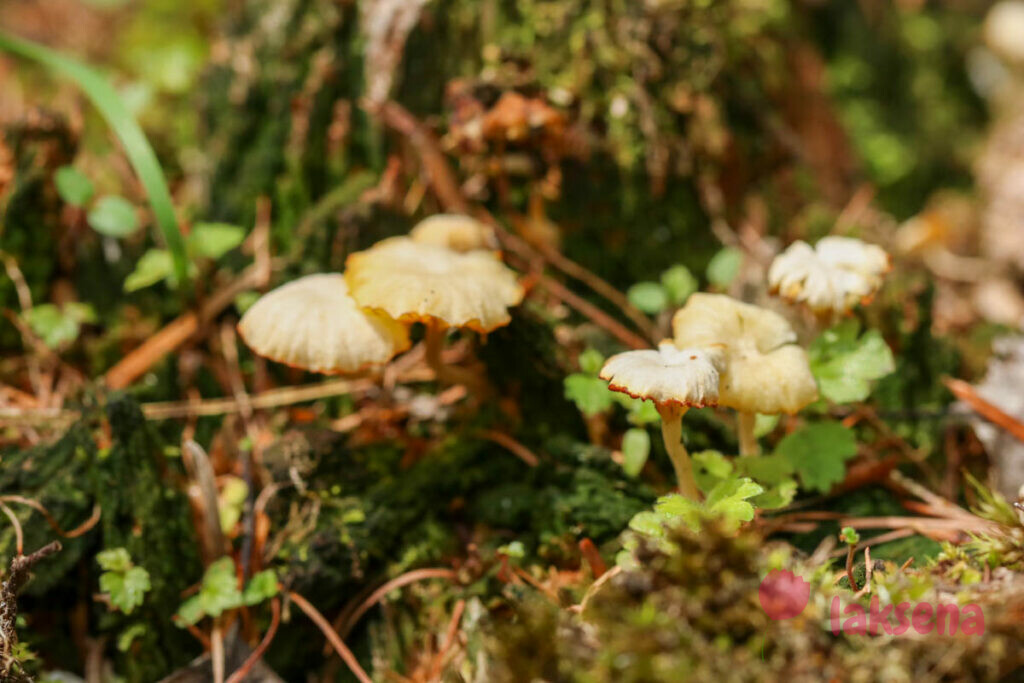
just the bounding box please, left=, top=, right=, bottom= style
left=0, top=31, right=189, bottom=286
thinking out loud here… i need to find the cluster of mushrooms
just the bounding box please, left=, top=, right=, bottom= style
left=237, top=214, right=523, bottom=388
left=239, top=215, right=888, bottom=503
left=599, top=236, right=890, bottom=500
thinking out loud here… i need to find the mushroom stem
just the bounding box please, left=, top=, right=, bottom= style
left=657, top=406, right=700, bottom=500
left=423, top=323, right=482, bottom=389
left=737, top=411, right=759, bottom=456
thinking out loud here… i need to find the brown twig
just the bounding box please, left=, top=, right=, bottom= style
left=225, top=597, right=281, bottom=683
left=0, top=502, right=23, bottom=556
left=289, top=591, right=372, bottom=683
left=104, top=259, right=273, bottom=390
left=427, top=599, right=466, bottom=681
left=537, top=275, right=649, bottom=349
left=331, top=568, right=457, bottom=644
left=578, top=538, right=607, bottom=579
left=1, top=542, right=62, bottom=681
left=943, top=376, right=1024, bottom=445
left=0, top=496, right=101, bottom=541
left=477, top=429, right=540, bottom=467
left=845, top=539, right=858, bottom=592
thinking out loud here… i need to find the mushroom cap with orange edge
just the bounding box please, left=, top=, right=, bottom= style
left=768, top=237, right=890, bottom=314
left=672, top=293, right=818, bottom=414
left=598, top=342, right=724, bottom=410
left=345, top=236, right=524, bottom=332
left=238, top=273, right=410, bottom=374
left=410, top=214, right=497, bottom=252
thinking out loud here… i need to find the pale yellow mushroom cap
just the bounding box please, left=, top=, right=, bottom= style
left=985, top=1, right=1024, bottom=64
left=671, top=293, right=818, bottom=414
left=599, top=342, right=724, bottom=409
left=238, top=274, right=410, bottom=374
left=345, top=237, right=524, bottom=332
left=768, top=237, right=890, bottom=314
left=409, top=214, right=497, bottom=252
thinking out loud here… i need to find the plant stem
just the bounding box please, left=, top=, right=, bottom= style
left=738, top=411, right=759, bottom=456
left=657, top=406, right=699, bottom=500
left=423, top=322, right=481, bottom=389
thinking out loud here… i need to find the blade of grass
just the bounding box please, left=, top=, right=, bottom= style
left=0, top=31, right=189, bottom=286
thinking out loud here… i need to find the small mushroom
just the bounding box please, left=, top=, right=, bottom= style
left=672, top=293, right=818, bottom=455
left=599, top=342, right=724, bottom=499
left=768, top=237, right=890, bottom=316
left=345, top=236, right=524, bottom=386
left=985, top=1, right=1024, bottom=65
left=238, top=273, right=411, bottom=373
left=409, top=214, right=497, bottom=252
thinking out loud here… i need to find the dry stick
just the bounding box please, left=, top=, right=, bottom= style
left=0, top=496, right=101, bottom=541
left=538, top=275, right=649, bottom=350
left=1, top=541, right=62, bottom=681
left=533, top=241, right=655, bottom=339
left=0, top=502, right=23, bottom=555
left=289, top=591, right=373, bottom=683
left=943, top=376, right=1024, bottom=445
left=477, top=429, right=540, bottom=467
left=333, top=568, right=458, bottom=643
left=210, top=620, right=225, bottom=683
left=827, top=529, right=915, bottom=559
left=225, top=597, right=281, bottom=683
left=183, top=441, right=228, bottom=561
left=845, top=539, right=858, bottom=592
left=104, top=260, right=272, bottom=390
left=428, top=599, right=466, bottom=681
left=143, top=377, right=379, bottom=419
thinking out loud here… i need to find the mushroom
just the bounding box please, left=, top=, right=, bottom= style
left=985, top=1, right=1024, bottom=65
left=768, top=236, right=890, bottom=317
left=238, top=273, right=411, bottom=373
left=671, top=293, right=818, bottom=455
left=345, top=236, right=524, bottom=386
left=599, top=342, right=724, bottom=499
left=409, top=213, right=497, bottom=252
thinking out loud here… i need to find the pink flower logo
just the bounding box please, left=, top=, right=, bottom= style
left=759, top=569, right=810, bottom=620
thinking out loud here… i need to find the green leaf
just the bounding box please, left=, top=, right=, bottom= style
left=774, top=423, right=858, bottom=493
left=175, top=595, right=204, bottom=627
left=660, top=265, right=698, bottom=305
left=653, top=494, right=701, bottom=531
left=809, top=320, right=895, bottom=404
left=628, top=511, right=667, bottom=538
left=87, top=195, right=140, bottom=237
left=96, top=548, right=132, bottom=573
left=124, top=249, right=173, bottom=292
left=840, top=526, right=860, bottom=545
left=0, top=32, right=189, bottom=284
left=706, top=247, right=743, bottom=287
left=620, top=395, right=661, bottom=426
left=23, top=304, right=81, bottom=348
left=754, top=413, right=779, bottom=437
left=733, top=453, right=794, bottom=486
left=116, top=623, right=147, bottom=653
left=196, top=557, right=244, bottom=619
left=99, top=558, right=151, bottom=615
left=54, top=165, right=94, bottom=206
left=242, top=570, right=279, bottom=606
left=577, top=348, right=605, bottom=375
left=621, top=428, right=650, bottom=477
left=564, top=373, right=614, bottom=417
left=752, top=480, right=797, bottom=510
left=627, top=281, right=669, bottom=313
left=692, top=450, right=733, bottom=479
left=188, top=222, right=246, bottom=260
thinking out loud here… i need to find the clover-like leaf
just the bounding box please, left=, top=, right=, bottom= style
left=774, top=422, right=857, bottom=493
left=564, top=373, right=614, bottom=417
left=809, top=320, right=895, bottom=404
